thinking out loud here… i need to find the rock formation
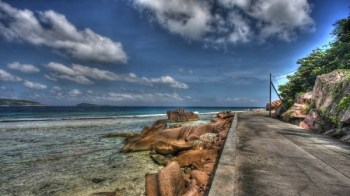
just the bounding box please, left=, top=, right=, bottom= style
left=280, top=69, right=350, bottom=143
left=120, top=111, right=234, bottom=195
left=167, top=108, right=200, bottom=122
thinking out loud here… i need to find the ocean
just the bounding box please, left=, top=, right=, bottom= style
left=0, top=106, right=259, bottom=195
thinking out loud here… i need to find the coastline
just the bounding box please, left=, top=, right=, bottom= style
left=0, top=108, right=259, bottom=195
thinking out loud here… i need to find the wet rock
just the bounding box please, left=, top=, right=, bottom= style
left=167, top=108, right=199, bottom=122
left=91, top=178, right=106, bottom=183
left=150, top=154, right=168, bottom=166
left=169, top=124, right=182, bottom=129
left=103, top=132, right=139, bottom=138
left=151, top=140, right=193, bottom=155
left=140, top=119, right=167, bottom=138
left=158, top=161, right=185, bottom=196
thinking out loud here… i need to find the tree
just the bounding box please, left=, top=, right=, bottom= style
left=279, top=13, right=350, bottom=108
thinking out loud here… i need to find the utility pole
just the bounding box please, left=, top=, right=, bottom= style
left=269, top=73, right=272, bottom=117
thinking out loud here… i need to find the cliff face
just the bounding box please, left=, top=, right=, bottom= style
left=282, top=69, right=350, bottom=143
left=311, top=69, right=350, bottom=127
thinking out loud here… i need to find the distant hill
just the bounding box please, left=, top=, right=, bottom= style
left=75, top=103, right=111, bottom=107
left=0, top=99, right=45, bottom=106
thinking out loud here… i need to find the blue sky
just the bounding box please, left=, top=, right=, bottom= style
left=0, top=0, right=349, bottom=106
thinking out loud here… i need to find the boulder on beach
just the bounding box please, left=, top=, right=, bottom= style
left=140, top=119, right=167, bottom=138
left=167, top=108, right=199, bottom=122
left=120, top=111, right=234, bottom=196
left=171, top=149, right=218, bottom=168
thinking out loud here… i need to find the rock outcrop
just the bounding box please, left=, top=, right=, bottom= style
left=311, top=70, right=350, bottom=127
left=280, top=69, right=350, bottom=143
left=167, top=108, right=200, bottom=122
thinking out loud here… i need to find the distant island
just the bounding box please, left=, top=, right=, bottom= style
left=0, top=99, right=45, bottom=106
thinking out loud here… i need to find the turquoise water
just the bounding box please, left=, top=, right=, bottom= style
left=0, top=106, right=259, bottom=195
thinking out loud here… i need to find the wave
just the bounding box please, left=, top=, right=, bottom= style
left=0, top=114, right=168, bottom=123
left=0, top=110, right=255, bottom=123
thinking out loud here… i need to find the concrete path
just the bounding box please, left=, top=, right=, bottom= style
left=234, top=112, right=350, bottom=196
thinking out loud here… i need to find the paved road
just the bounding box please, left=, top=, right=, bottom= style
left=234, top=112, right=350, bottom=196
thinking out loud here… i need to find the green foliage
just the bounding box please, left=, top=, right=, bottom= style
left=279, top=13, right=350, bottom=108
left=336, top=96, right=350, bottom=111
left=329, top=115, right=339, bottom=125
left=301, top=104, right=311, bottom=114
left=320, top=108, right=328, bottom=115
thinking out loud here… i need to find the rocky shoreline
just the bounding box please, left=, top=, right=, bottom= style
left=118, top=110, right=234, bottom=195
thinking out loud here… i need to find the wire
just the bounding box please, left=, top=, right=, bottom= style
left=272, top=69, right=297, bottom=77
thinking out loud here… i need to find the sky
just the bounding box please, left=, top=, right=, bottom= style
left=0, top=0, right=349, bottom=106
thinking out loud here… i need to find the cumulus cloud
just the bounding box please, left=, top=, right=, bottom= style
left=0, top=2, right=127, bottom=64
left=7, top=62, right=40, bottom=73
left=132, top=0, right=314, bottom=45
left=0, top=69, right=22, bottom=81
left=142, top=76, right=189, bottom=89
left=44, top=62, right=189, bottom=89
left=49, top=87, right=186, bottom=104
left=103, top=92, right=184, bottom=102
left=23, top=80, right=47, bottom=90
left=133, top=0, right=212, bottom=40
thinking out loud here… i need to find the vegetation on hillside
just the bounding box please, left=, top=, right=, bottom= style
left=0, top=99, right=45, bottom=106
left=279, top=13, right=350, bottom=108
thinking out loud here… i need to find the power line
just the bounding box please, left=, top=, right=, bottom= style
left=272, top=69, right=298, bottom=77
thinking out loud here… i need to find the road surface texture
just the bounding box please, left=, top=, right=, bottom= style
left=234, top=112, right=350, bottom=196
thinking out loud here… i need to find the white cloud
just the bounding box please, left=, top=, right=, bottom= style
left=7, top=62, right=40, bottom=73
left=0, top=69, right=22, bottom=81
left=23, top=80, right=47, bottom=90
left=49, top=87, right=186, bottom=104
left=143, top=75, right=189, bottom=89
left=100, top=92, right=185, bottom=103
left=133, top=0, right=212, bottom=40
left=132, top=0, right=314, bottom=45
left=68, top=89, right=82, bottom=97
left=44, top=62, right=189, bottom=89
left=249, top=0, right=315, bottom=41
left=0, top=2, right=127, bottom=64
